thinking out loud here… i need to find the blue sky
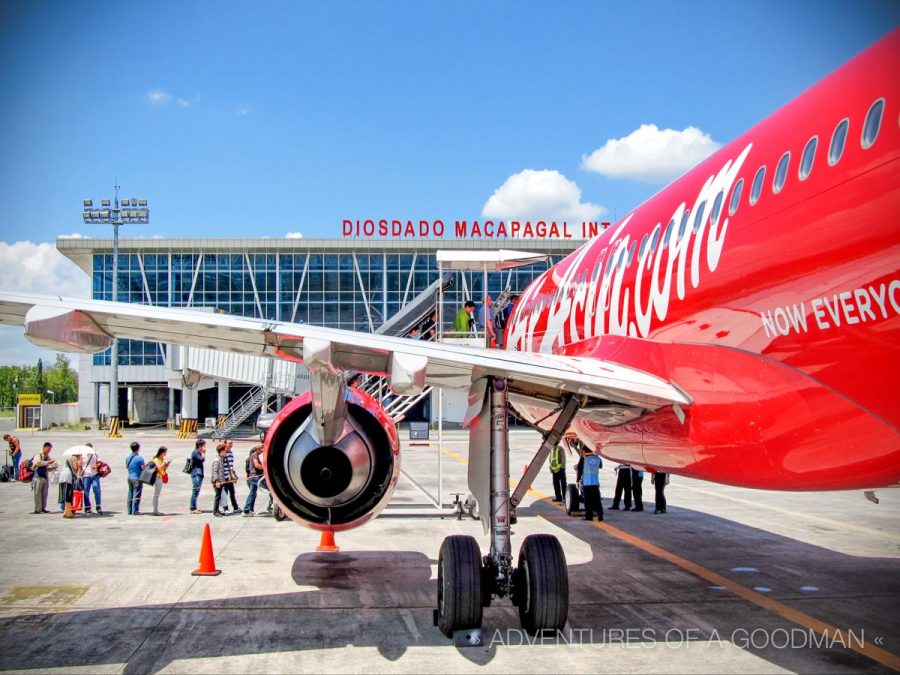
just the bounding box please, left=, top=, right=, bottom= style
left=0, top=1, right=896, bottom=241
left=0, top=1, right=897, bottom=363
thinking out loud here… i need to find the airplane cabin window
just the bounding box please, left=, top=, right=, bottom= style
left=639, top=233, right=649, bottom=261
left=710, top=189, right=724, bottom=226
left=799, top=136, right=817, bottom=181
left=828, top=118, right=849, bottom=165
left=750, top=166, right=766, bottom=205
left=692, top=200, right=706, bottom=233
left=627, top=241, right=636, bottom=266
left=861, top=98, right=885, bottom=149
left=773, top=152, right=790, bottom=194
left=662, top=218, right=674, bottom=248
left=649, top=224, right=661, bottom=254
left=729, top=178, right=744, bottom=216
left=676, top=208, right=691, bottom=242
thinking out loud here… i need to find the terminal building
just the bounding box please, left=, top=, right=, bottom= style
left=58, top=236, right=582, bottom=429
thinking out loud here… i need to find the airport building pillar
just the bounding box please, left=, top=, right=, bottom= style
left=178, top=386, right=199, bottom=438
left=217, top=379, right=229, bottom=428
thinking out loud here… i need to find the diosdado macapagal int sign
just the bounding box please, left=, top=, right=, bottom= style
left=342, top=219, right=612, bottom=239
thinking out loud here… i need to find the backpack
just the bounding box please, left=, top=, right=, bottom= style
left=19, top=459, right=33, bottom=482
left=182, top=458, right=192, bottom=474
left=245, top=451, right=259, bottom=477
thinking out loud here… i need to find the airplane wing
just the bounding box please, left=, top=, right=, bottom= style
left=0, top=293, right=690, bottom=417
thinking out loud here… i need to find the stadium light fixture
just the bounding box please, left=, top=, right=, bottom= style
left=81, top=184, right=150, bottom=437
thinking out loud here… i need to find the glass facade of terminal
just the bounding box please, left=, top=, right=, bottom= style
left=91, top=249, right=564, bottom=366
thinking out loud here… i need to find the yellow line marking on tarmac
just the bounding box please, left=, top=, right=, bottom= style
left=671, top=484, right=900, bottom=542
left=439, top=447, right=900, bottom=671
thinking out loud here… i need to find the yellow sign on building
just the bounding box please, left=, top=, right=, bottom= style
left=17, top=394, right=41, bottom=406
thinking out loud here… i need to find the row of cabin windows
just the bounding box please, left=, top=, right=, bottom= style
left=626, top=97, right=888, bottom=270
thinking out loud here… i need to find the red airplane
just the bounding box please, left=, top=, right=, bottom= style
left=0, top=28, right=897, bottom=640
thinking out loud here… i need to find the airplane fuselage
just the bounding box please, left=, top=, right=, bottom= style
left=506, top=30, right=900, bottom=491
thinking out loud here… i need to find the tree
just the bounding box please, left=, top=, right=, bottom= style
left=0, top=355, right=78, bottom=407
left=45, top=354, right=78, bottom=403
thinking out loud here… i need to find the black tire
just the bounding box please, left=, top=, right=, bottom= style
left=273, top=504, right=287, bottom=521
left=516, top=534, right=569, bottom=634
left=565, top=484, right=580, bottom=515
left=437, top=535, right=484, bottom=637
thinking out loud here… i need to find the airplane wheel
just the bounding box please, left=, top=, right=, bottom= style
left=515, top=534, right=569, bottom=634
left=565, top=484, right=581, bottom=516
left=273, top=504, right=287, bottom=521
left=437, top=535, right=484, bottom=637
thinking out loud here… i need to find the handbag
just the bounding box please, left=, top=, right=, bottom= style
left=182, top=458, right=192, bottom=474
left=161, top=473, right=169, bottom=484
left=139, top=461, right=157, bottom=485
left=72, top=490, right=84, bottom=511
left=96, top=460, right=111, bottom=478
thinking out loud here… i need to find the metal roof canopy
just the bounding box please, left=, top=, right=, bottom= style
left=435, top=249, right=550, bottom=271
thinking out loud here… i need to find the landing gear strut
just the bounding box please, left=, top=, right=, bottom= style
left=436, top=377, right=579, bottom=637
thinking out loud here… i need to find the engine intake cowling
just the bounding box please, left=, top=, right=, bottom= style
left=263, top=386, right=400, bottom=531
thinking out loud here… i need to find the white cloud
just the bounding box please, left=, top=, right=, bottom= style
left=581, top=124, right=722, bottom=183
left=0, top=241, right=91, bottom=366
left=176, top=98, right=191, bottom=108
left=58, top=233, right=84, bottom=239
left=235, top=105, right=250, bottom=118
left=285, top=232, right=303, bottom=239
left=482, top=169, right=606, bottom=223
left=145, top=89, right=172, bottom=105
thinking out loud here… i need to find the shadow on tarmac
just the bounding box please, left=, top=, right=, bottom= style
left=0, top=498, right=897, bottom=673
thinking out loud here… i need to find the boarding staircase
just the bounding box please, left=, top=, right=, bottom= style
left=213, top=386, right=268, bottom=440
left=349, top=273, right=452, bottom=423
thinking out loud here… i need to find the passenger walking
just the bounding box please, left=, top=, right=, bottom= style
left=549, top=442, right=567, bottom=502
left=81, top=443, right=103, bottom=515
left=30, top=442, right=56, bottom=514
left=477, top=295, right=496, bottom=346
left=222, top=440, right=240, bottom=513
left=211, top=444, right=228, bottom=516
left=580, top=445, right=603, bottom=522
left=189, top=439, right=206, bottom=514
left=150, top=447, right=172, bottom=516
left=59, top=452, right=83, bottom=519
left=610, top=463, right=632, bottom=510
left=125, top=441, right=145, bottom=515
left=4, top=434, right=21, bottom=481
left=243, top=445, right=265, bottom=516
left=653, top=471, right=669, bottom=514
left=630, top=467, right=645, bottom=511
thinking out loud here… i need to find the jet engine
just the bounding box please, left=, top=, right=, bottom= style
left=263, top=386, right=400, bottom=531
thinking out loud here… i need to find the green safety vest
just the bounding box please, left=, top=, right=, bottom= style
left=549, top=445, right=565, bottom=472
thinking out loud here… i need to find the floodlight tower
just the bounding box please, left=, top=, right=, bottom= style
left=82, top=185, right=149, bottom=437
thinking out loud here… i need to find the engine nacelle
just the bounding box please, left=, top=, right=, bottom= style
left=263, top=386, right=400, bottom=531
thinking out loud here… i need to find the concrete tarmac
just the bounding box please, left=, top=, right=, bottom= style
left=0, top=423, right=897, bottom=674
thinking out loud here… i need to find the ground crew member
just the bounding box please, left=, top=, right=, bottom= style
left=549, top=442, right=567, bottom=502
left=580, top=446, right=603, bottom=521
left=610, top=463, right=632, bottom=510
left=653, top=471, right=668, bottom=513
left=630, top=467, right=644, bottom=511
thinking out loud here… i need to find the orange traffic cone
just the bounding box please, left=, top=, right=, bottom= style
left=192, top=523, right=222, bottom=576
left=316, top=530, right=340, bottom=552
